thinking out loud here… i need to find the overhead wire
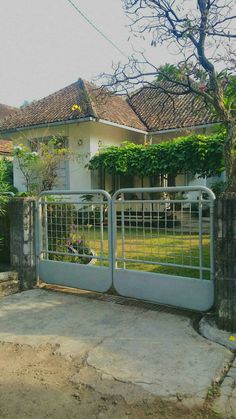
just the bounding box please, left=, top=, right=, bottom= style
left=65, top=0, right=127, bottom=58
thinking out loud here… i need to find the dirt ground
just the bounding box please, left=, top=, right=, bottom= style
left=0, top=341, right=221, bottom=419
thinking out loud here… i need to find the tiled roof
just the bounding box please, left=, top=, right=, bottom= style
left=0, top=80, right=220, bottom=134
left=0, top=104, right=17, bottom=120
left=0, top=139, right=13, bottom=155
left=128, top=84, right=219, bottom=132
left=0, top=79, right=146, bottom=132
left=84, top=81, right=146, bottom=131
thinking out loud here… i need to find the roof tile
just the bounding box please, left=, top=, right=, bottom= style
left=0, top=80, right=220, bottom=133
left=0, top=104, right=17, bottom=120
left=0, top=139, right=13, bottom=155
left=84, top=81, right=146, bottom=131
left=0, top=79, right=146, bottom=132
left=128, top=83, right=219, bottom=131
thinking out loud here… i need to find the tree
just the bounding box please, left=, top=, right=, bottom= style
left=0, top=159, right=11, bottom=215
left=20, top=100, right=34, bottom=108
left=14, top=138, right=72, bottom=194
left=102, top=0, right=236, bottom=190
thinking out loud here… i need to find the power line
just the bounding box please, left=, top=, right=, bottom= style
left=65, top=0, right=127, bottom=58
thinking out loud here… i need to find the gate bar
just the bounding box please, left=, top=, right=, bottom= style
left=112, top=186, right=216, bottom=282
left=112, top=186, right=216, bottom=200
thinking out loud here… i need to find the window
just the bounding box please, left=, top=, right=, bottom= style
left=28, top=136, right=69, bottom=190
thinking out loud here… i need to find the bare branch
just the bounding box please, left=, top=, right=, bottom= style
left=99, top=0, right=236, bottom=189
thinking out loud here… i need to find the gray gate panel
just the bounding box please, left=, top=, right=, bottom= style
left=114, top=270, right=214, bottom=311
left=112, top=186, right=215, bottom=311
left=37, top=186, right=215, bottom=311
left=37, top=189, right=112, bottom=292
left=39, top=260, right=111, bottom=292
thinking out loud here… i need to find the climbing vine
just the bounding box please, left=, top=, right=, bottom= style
left=88, top=133, right=225, bottom=178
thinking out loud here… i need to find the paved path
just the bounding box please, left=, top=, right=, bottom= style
left=0, top=289, right=232, bottom=405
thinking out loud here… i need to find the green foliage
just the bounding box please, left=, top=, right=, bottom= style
left=156, top=63, right=188, bottom=82
left=46, top=204, right=94, bottom=265
left=210, top=181, right=227, bottom=196
left=0, top=159, right=12, bottom=253
left=156, top=64, right=236, bottom=110
left=1, top=159, right=13, bottom=188
left=224, top=75, right=236, bottom=110
left=14, top=144, right=41, bottom=193
left=0, top=159, right=11, bottom=188
left=88, top=133, right=225, bottom=178
left=0, top=159, right=12, bottom=217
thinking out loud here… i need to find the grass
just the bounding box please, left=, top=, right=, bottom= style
left=47, top=224, right=211, bottom=280
left=84, top=227, right=211, bottom=280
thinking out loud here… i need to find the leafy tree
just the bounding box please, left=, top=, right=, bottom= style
left=102, top=0, right=236, bottom=190
left=20, top=99, right=35, bottom=108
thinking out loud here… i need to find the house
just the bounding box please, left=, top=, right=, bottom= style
left=0, top=79, right=221, bottom=192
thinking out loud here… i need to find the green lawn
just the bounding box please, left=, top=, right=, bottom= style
left=85, top=227, right=211, bottom=280
left=47, top=225, right=211, bottom=280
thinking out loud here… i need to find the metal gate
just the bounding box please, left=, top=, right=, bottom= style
left=37, top=186, right=215, bottom=311
left=37, top=190, right=113, bottom=292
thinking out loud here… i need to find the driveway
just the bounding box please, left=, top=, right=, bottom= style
left=0, top=288, right=231, bottom=408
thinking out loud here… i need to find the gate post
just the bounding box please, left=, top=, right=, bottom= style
left=9, top=197, right=37, bottom=290
left=214, top=193, right=236, bottom=332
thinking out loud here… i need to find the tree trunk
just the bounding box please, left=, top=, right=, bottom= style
left=224, top=120, right=236, bottom=192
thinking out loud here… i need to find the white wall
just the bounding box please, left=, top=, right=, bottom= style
left=13, top=157, right=27, bottom=192
left=8, top=121, right=145, bottom=192
left=67, top=122, right=92, bottom=190
left=8, top=123, right=92, bottom=192
left=89, top=121, right=145, bottom=190
left=9, top=120, right=219, bottom=194
left=69, top=121, right=145, bottom=191
left=151, top=125, right=218, bottom=144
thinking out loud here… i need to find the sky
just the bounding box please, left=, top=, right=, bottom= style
left=0, top=0, right=173, bottom=107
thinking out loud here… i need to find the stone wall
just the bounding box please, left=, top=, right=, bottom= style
left=0, top=208, right=10, bottom=264
left=214, top=193, right=236, bottom=332
left=0, top=271, right=19, bottom=297
left=9, top=198, right=37, bottom=290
